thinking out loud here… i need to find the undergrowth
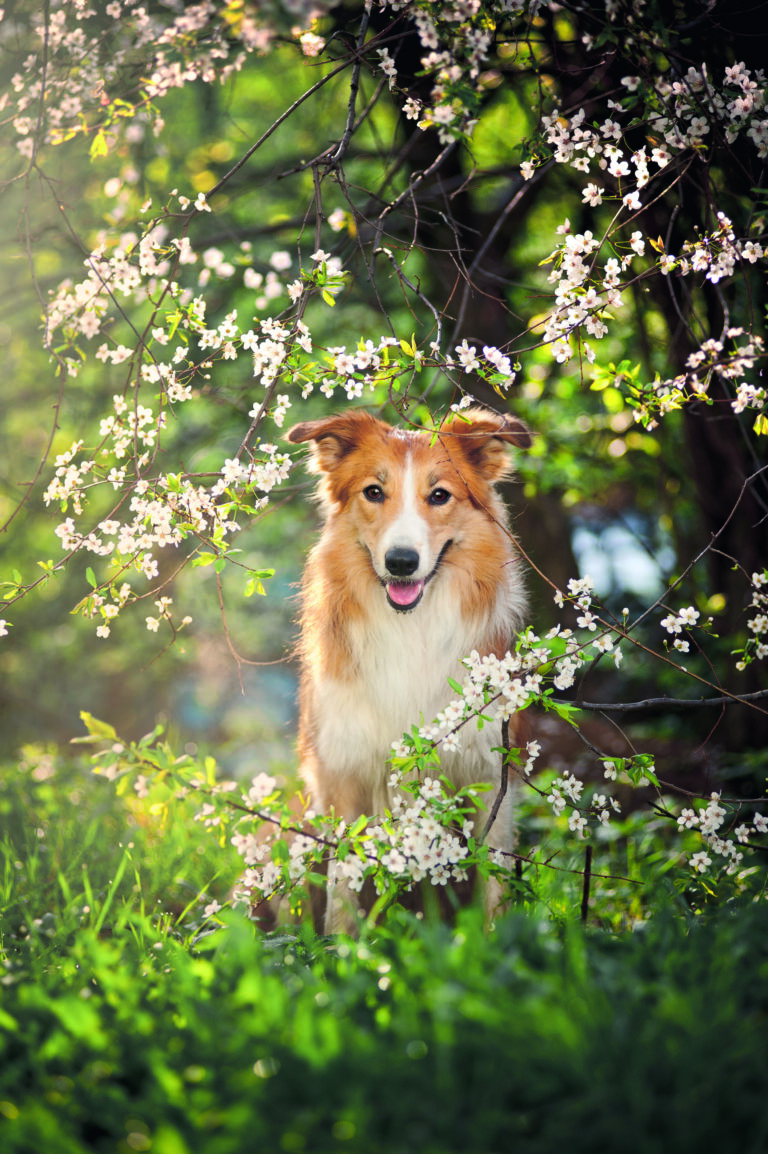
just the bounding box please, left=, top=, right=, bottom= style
left=1, top=743, right=767, bottom=1154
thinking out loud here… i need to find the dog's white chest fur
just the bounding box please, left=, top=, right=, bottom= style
left=310, top=579, right=505, bottom=812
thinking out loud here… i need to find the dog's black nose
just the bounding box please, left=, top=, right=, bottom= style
left=385, top=547, right=420, bottom=577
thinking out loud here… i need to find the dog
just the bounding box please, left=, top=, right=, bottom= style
left=286, top=406, right=531, bottom=931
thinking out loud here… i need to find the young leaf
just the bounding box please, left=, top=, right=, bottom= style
left=89, top=129, right=109, bottom=160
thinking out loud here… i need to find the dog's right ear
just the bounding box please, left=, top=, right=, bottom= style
left=286, top=411, right=382, bottom=473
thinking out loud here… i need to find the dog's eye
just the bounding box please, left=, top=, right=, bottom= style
left=363, top=484, right=385, bottom=503
left=428, top=488, right=451, bottom=506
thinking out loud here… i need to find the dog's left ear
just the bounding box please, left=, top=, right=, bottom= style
left=441, top=407, right=532, bottom=481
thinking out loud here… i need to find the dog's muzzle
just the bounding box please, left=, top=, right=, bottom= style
left=382, top=541, right=452, bottom=612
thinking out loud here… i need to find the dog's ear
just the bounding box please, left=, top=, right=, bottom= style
left=440, top=407, right=532, bottom=481
left=286, top=411, right=384, bottom=473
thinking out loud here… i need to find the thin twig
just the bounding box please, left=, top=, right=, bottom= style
left=372, top=140, right=458, bottom=253
left=205, top=60, right=352, bottom=203
left=375, top=246, right=443, bottom=347
left=481, top=716, right=511, bottom=842
left=449, top=173, right=540, bottom=345
left=580, top=844, right=593, bottom=924
left=628, top=462, right=768, bottom=635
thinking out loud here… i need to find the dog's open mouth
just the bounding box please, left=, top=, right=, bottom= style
left=386, top=579, right=425, bottom=611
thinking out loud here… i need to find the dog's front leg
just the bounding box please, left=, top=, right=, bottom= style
left=325, top=858, right=366, bottom=935
left=312, top=771, right=373, bottom=936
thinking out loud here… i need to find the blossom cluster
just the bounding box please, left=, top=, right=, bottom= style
left=630, top=327, right=767, bottom=431
left=48, top=433, right=290, bottom=637
left=660, top=605, right=701, bottom=655
left=520, top=55, right=767, bottom=421
left=42, top=210, right=310, bottom=367
left=391, top=647, right=540, bottom=760
left=228, top=769, right=481, bottom=914
left=335, top=786, right=472, bottom=893
left=528, top=58, right=767, bottom=188
left=389, top=584, right=611, bottom=767
left=83, top=674, right=767, bottom=932
left=183, top=681, right=764, bottom=911
left=546, top=772, right=621, bottom=839
left=454, top=339, right=515, bottom=382
left=394, top=575, right=621, bottom=759
left=36, top=205, right=333, bottom=636
left=381, top=575, right=630, bottom=845
left=737, top=570, right=768, bottom=669
left=5, top=1, right=327, bottom=165
left=649, top=60, right=768, bottom=157
left=359, top=9, right=767, bottom=435
left=375, top=0, right=502, bottom=144
left=679, top=793, right=752, bottom=876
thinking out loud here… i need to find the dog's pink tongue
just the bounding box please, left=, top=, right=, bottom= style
left=387, top=580, right=424, bottom=607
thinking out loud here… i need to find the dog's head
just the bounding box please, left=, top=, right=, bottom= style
left=286, top=408, right=531, bottom=612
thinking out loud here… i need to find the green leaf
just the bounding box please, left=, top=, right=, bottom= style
left=245, top=568, right=275, bottom=597
left=89, top=129, right=109, bottom=160
left=77, top=712, right=119, bottom=742
left=111, top=98, right=136, bottom=118
left=0, top=1006, right=18, bottom=1031
left=271, top=838, right=290, bottom=864
left=166, top=310, right=184, bottom=341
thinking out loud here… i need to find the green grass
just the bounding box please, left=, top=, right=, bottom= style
left=1, top=745, right=768, bottom=1154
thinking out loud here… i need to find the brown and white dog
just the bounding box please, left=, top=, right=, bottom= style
left=286, top=407, right=531, bottom=930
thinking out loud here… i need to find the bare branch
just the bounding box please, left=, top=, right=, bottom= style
left=328, top=6, right=372, bottom=165
left=554, top=688, right=768, bottom=714
left=481, top=716, right=511, bottom=843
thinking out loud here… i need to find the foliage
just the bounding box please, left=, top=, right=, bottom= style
left=61, top=711, right=768, bottom=934
left=2, top=748, right=768, bottom=1154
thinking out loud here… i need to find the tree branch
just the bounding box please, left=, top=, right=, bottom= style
left=553, top=688, right=768, bottom=713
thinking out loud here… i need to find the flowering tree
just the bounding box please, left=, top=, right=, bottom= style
left=1, top=0, right=767, bottom=922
